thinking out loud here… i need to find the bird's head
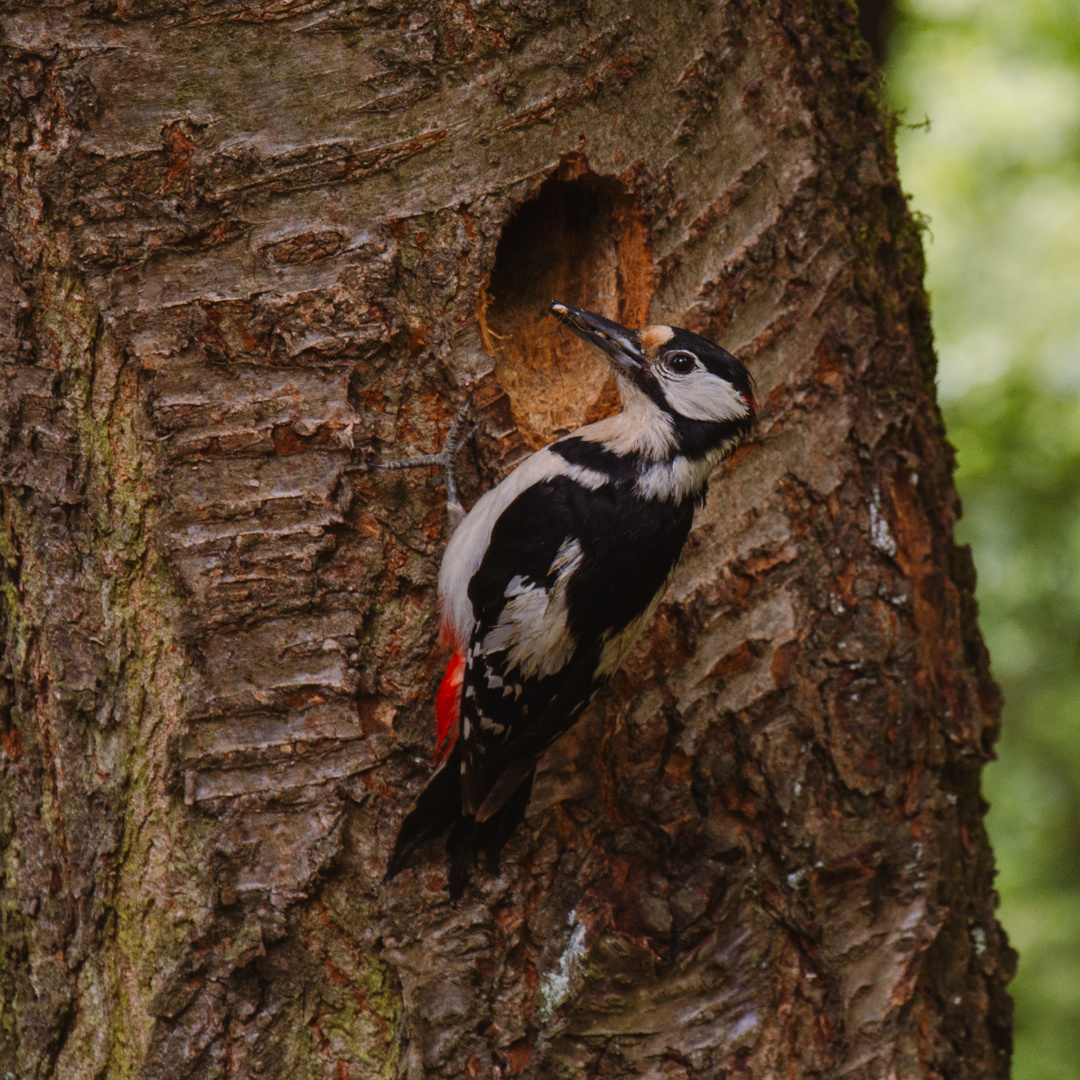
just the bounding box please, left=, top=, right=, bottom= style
left=551, top=301, right=755, bottom=458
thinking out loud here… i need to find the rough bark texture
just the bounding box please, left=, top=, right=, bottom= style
left=0, top=2, right=1014, bottom=1078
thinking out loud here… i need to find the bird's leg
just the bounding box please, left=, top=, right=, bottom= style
left=347, top=395, right=479, bottom=531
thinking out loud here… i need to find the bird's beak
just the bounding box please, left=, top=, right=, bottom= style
left=550, top=301, right=646, bottom=376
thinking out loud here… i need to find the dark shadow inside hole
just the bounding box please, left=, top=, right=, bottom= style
left=478, top=172, right=653, bottom=448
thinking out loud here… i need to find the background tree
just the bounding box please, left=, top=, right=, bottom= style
left=1, top=2, right=1013, bottom=1078
left=888, top=1, right=1080, bottom=1076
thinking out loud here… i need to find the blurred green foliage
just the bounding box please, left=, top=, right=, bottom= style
left=886, top=1, right=1080, bottom=1077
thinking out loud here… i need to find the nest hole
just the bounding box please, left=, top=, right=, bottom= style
left=478, top=169, right=654, bottom=449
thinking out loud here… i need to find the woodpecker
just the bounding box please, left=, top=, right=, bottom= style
left=386, top=302, right=755, bottom=898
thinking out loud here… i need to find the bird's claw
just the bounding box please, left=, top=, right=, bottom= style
left=347, top=394, right=478, bottom=530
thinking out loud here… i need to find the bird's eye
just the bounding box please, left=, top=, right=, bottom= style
left=662, top=351, right=697, bottom=376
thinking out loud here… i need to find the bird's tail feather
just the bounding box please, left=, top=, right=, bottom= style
left=387, top=745, right=536, bottom=901
left=447, top=768, right=535, bottom=900
left=385, top=747, right=462, bottom=882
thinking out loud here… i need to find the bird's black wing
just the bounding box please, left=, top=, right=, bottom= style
left=459, top=472, right=695, bottom=818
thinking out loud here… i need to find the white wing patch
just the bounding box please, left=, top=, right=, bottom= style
left=480, top=538, right=583, bottom=679
left=438, top=449, right=605, bottom=646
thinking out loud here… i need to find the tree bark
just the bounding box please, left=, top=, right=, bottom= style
left=0, top=2, right=1014, bottom=1078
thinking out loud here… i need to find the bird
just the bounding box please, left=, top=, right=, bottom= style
left=385, top=301, right=756, bottom=899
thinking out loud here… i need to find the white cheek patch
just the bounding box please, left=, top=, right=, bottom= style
left=660, top=369, right=751, bottom=423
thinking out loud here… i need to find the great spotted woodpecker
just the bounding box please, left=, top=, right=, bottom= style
left=386, top=302, right=755, bottom=898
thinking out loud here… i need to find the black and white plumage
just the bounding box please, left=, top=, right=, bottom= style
left=387, top=302, right=756, bottom=898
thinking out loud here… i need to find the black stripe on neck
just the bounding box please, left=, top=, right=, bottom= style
left=551, top=436, right=640, bottom=482
left=669, top=414, right=753, bottom=459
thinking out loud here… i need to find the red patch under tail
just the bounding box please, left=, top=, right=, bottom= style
left=434, top=650, right=464, bottom=763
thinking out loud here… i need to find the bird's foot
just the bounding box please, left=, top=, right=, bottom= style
left=348, top=394, right=479, bottom=531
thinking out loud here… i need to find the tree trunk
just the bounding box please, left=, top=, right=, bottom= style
left=0, top=2, right=1014, bottom=1077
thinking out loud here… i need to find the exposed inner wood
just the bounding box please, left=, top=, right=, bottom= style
left=478, top=165, right=654, bottom=448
